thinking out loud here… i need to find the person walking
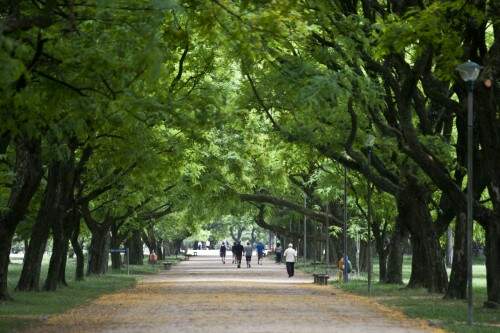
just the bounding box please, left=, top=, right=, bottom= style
left=256, top=241, right=265, bottom=265
left=233, top=241, right=244, bottom=268
left=275, top=243, right=283, bottom=263
left=220, top=242, right=227, bottom=264
left=244, top=241, right=253, bottom=268
left=283, top=243, right=297, bottom=277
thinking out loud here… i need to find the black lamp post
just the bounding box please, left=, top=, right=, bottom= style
left=456, top=60, right=481, bottom=325
left=365, top=134, right=375, bottom=295
left=343, top=164, right=349, bottom=283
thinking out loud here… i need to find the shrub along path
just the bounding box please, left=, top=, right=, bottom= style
left=22, top=255, right=442, bottom=333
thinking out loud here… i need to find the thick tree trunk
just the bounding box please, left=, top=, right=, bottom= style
left=385, top=220, right=406, bottom=284
left=57, top=240, right=70, bottom=286
left=44, top=229, right=66, bottom=291
left=16, top=214, right=50, bottom=291
left=0, top=226, right=16, bottom=301
left=71, top=223, right=84, bottom=281
left=0, top=138, right=42, bottom=300
left=87, top=228, right=110, bottom=275
left=358, top=240, right=369, bottom=273
left=445, top=227, right=453, bottom=268
left=110, top=234, right=123, bottom=270
left=399, top=178, right=448, bottom=293
left=373, top=219, right=389, bottom=282
left=44, top=160, right=75, bottom=291
left=126, top=230, right=144, bottom=265
left=58, top=209, right=78, bottom=285
left=484, top=219, right=500, bottom=308
left=378, top=251, right=388, bottom=282
left=156, top=240, right=164, bottom=260
left=58, top=198, right=80, bottom=285
left=444, top=213, right=467, bottom=299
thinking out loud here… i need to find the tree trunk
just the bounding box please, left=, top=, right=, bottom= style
left=58, top=207, right=79, bottom=285
left=373, top=218, right=389, bottom=282
left=87, top=228, right=110, bottom=275
left=445, top=213, right=467, bottom=299
left=156, top=239, right=164, bottom=260
left=0, top=138, right=42, bottom=300
left=385, top=224, right=406, bottom=284
left=71, top=225, right=84, bottom=281
left=110, top=222, right=126, bottom=270
left=126, top=230, right=143, bottom=265
left=445, top=226, right=453, bottom=268
left=16, top=211, right=51, bottom=291
left=378, top=251, right=388, bottom=282
left=43, top=158, right=76, bottom=291
left=357, top=240, right=369, bottom=272
left=44, top=229, right=66, bottom=291
left=58, top=240, right=70, bottom=286
left=484, top=218, right=500, bottom=308
left=399, top=178, right=448, bottom=293
left=0, top=226, right=17, bottom=301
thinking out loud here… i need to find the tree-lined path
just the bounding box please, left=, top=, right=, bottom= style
left=23, top=256, right=440, bottom=333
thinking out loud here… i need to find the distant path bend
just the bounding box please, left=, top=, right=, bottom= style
left=24, top=254, right=442, bottom=333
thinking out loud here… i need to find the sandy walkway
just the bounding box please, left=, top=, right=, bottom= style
left=23, top=255, right=442, bottom=333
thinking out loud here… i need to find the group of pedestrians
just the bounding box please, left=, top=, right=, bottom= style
left=218, top=241, right=350, bottom=280
left=219, top=241, right=267, bottom=268
left=218, top=240, right=298, bottom=278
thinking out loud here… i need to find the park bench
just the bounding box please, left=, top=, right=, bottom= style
left=162, top=262, right=173, bottom=270
left=313, top=274, right=329, bottom=285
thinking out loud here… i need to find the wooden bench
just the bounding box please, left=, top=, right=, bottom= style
left=313, top=274, right=329, bottom=285
left=162, top=262, right=173, bottom=270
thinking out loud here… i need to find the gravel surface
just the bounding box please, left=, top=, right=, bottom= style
left=23, top=255, right=444, bottom=333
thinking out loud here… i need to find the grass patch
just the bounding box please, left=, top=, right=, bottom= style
left=298, top=256, right=500, bottom=333
left=0, top=254, right=182, bottom=333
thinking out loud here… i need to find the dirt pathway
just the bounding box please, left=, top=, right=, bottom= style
left=24, top=255, right=443, bottom=333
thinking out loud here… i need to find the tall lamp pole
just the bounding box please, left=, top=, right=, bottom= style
left=343, top=165, right=349, bottom=283
left=456, top=60, right=481, bottom=326
left=326, top=204, right=330, bottom=275
left=365, top=134, right=375, bottom=295
left=304, top=193, right=307, bottom=264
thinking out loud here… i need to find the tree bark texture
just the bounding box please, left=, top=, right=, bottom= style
left=445, top=213, right=467, bottom=299
left=484, top=218, right=500, bottom=308
left=385, top=221, right=407, bottom=284
left=70, top=219, right=84, bottom=281
left=0, top=138, right=42, bottom=300
left=44, top=158, right=76, bottom=291
left=126, top=230, right=144, bottom=265
left=87, top=228, right=110, bottom=275
left=17, top=161, right=72, bottom=291
left=398, top=178, right=448, bottom=293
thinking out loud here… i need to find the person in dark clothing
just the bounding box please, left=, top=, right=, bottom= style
left=232, top=241, right=244, bottom=268
left=231, top=243, right=236, bottom=264
left=220, top=242, right=227, bottom=264
left=275, top=243, right=283, bottom=263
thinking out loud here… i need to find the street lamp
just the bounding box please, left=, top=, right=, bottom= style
left=456, top=60, right=481, bottom=326
left=343, top=164, right=349, bottom=283
left=365, top=134, right=375, bottom=295
left=304, top=193, right=307, bottom=265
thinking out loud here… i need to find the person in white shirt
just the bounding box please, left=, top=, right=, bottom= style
left=283, top=243, right=297, bottom=277
left=244, top=242, right=253, bottom=268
